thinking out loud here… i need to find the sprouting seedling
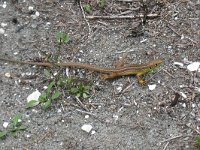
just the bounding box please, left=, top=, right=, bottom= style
left=83, top=4, right=92, bottom=13
left=0, top=113, right=27, bottom=139
left=70, top=83, right=91, bottom=98
left=98, top=0, right=106, bottom=9
left=56, top=32, right=70, bottom=45
left=196, top=135, right=200, bottom=147
left=26, top=81, right=60, bottom=109
left=55, top=31, right=70, bottom=61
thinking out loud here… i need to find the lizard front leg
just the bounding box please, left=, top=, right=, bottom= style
left=136, top=73, right=146, bottom=85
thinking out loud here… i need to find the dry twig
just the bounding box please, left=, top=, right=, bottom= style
left=86, top=14, right=159, bottom=19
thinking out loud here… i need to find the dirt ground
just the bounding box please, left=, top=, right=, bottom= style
left=0, top=0, right=200, bottom=150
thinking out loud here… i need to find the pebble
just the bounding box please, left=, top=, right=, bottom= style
left=0, top=28, right=5, bottom=34
left=2, top=2, right=6, bottom=8
left=28, top=6, right=34, bottom=10
left=85, top=115, right=89, bottom=119
left=187, top=62, right=200, bottom=71
left=180, top=92, right=187, bottom=99
left=81, top=124, right=92, bottom=133
left=148, top=84, right=156, bottom=91
left=173, top=62, right=184, bottom=67
left=5, top=72, right=11, bottom=78
left=91, top=130, right=96, bottom=134
left=3, top=122, right=9, bottom=128
left=27, top=90, right=41, bottom=106
left=1, top=23, right=7, bottom=27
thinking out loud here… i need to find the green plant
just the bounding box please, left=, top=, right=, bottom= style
left=27, top=81, right=60, bottom=109
left=98, top=0, right=106, bottom=9
left=83, top=4, right=92, bottom=13
left=55, top=31, right=70, bottom=61
left=56, top=32, right=70, bottom=45
left=196, top=135, right=200, bottom=147
left=0, top=114, right=27, bottom=139
left=70, top=83, right=91, bottom=98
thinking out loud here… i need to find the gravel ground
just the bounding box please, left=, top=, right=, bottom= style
left=0, top=0, right=200, bottom=150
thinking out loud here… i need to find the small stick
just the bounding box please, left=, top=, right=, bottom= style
left=79, top=0, right=91, bottom=35
left=163, top=142, right=169, bottom=150
left=160, top=134, right=183, bottom=143
left=86, top=13, right=159, bottom=19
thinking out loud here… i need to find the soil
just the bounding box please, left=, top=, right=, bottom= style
left=0, top=0, right=200, bottom=150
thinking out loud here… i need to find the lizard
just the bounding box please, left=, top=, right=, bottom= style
left=0, top=57, right=163, bottom=85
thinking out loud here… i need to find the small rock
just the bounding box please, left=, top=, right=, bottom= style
left=13, top=52, right=18, bottom=55
left=3, top=122, right=9, bottom=128
left=5, top=72, right=11, bottom=78
left=187, top=62, right=200, bottom=72
left=26, top=134, right=31, bottom=138
left=148, top=84, right=156, bottom=91
left=1, top=23, right=7, bottom=27
left=113, top=114, right=119, bottom=121
left=35, top=11, right=40, bottom=16
left=182, top=103, right=186, bottom=108
left=2, top=2, right=6, bottom=8
left=81, top=124, right=92, bottom=133
left=0, top=28, right=5, bottom=34
left=174, top=62, right=184, bottom=67
left=85, top=115, right=89, bottom=119
left=27, top=90, right=41, bottom=106
left=28, top=6, right=34, bottom=10
left=180, top=92, right=187, bottom=99
left=116, top=86, right=122, bottom=92
left=91, top=130, right=96, bottom=134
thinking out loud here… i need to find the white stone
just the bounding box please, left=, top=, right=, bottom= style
left=5, top=72, right=11, bottom=78
left=113, top=114, right=119, bottom=121
left=180, top=92, right=187, bottom=99
left=81, top=124, right=92, bottom=133
left=27, top=90, right=41, bottom=106
left=85, top=115, right=89, bottom=119
left=187, top=62, right=200, bottom=72
left=91, top=130, right=96, bottom=134
left=26, top=134, right=31, bottom=138
left=3, top=122, right=9, bottom=128
left=116, top=86, right=122, bottom=92
left=148, top=84, right=156, bottom=91
left=0, top=28, right=5, bottom=34
left=182, top=103, right=186, bottom=108
left=13, top=52, right=18, bottom=55
left=28, top=6, right=34, bottom=10
left=1, top=23, right=7, bottom=27
left=2, top=2, right=6, bottom=8
left=174, top=62, right=184, bottom=67
left=43, top=86, right=48, bottom=89
left=35, top=11, right=40, bottom=16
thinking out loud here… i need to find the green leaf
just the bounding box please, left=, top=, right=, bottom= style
left=70, top=87, right=78, bottom=93
left=44, top=69, right=51, bottom=78
left=39, top=92, right=47, bottom=102
left=11, top=114, right=22, bottom=128
left=47, top=81, right=55, bottom=95
left=43, top=99, right=51, bottom=109
left=76, top=93, right=81, bottom=98
left=0, top=131, right=7, bottom=138
left=83, top=4, right=92, bottom=13
left=56, top=32, right=70, bottom=44
left=83, top=93, right=88, bottom=98
left=17, top=124, right=27, bottom=130
left=98, top=0, right=106, bottom=9
left=52, top=91, right=60, bottom=100
left=26, top=100, right=39, bottom=108
left=196, top=135, right=200, bottom=147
